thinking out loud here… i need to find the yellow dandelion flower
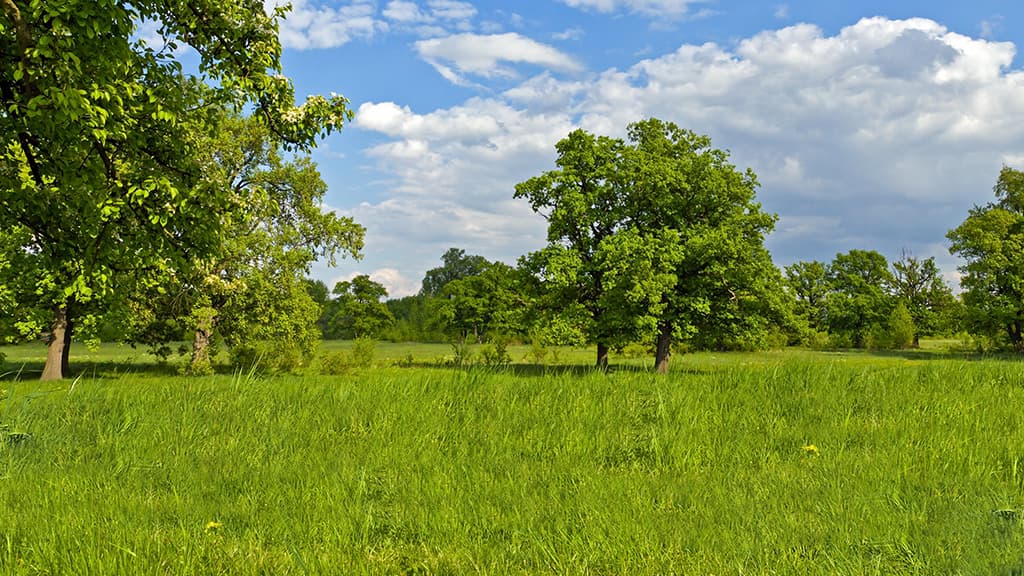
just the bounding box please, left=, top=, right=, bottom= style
left=802, top=444, right=819, bottom=456
left=204, top=521, right=223, bottom=532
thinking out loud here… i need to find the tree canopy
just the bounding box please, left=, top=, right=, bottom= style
left=0, top=0, right=350, bottom=379
left=516, top=119, right=780, bottom=372
left=948, top=166, right=1024, bottom=351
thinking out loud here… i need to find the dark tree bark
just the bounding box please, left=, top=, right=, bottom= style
left=596, top=342, right=609, bottom=371
left=61, top=311, right=74, bottom=376
left=654, top=321, right=672, bottom=374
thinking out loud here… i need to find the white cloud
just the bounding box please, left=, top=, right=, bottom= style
left=273, top=0, right=387, bottom=49
left=558, top=0, right=708, bottom=18
left=382, top=0, right=476, bottom=35
left=346, top=16, right=1024, bottom=287
left=553, top=27, right=585, bottom=41
left=774, top=4, right=790, bottom=19
left=415, top=33, right=584, bottom=84
left=332, top=268, right=420, bottom=298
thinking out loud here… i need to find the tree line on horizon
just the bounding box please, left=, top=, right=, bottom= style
left=4, top=2, right=1024, bottom=380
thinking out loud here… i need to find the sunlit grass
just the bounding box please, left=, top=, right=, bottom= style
left=1, top=343, right=1023, bottom=573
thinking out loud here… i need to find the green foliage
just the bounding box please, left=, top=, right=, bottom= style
left=0, top=0, right=352, bottom=379
left=887, top=301, right=916, bottom=350
left=420, top=248, right=491, bottom=296
left=948, top=166, right=1024, bottom=352
left=319, top=351, right=349, bottom=376
left=825, top=250, right=894, bottom=347
left=449, top=340, right=474, bottom=367
left=620, top=342, right=650, bottom=359
left=890, top=251, right=957, bottom=344
left=517, top=119, right=781, bottom=371
left=350, top=337, right=377, bottom=369
left=329, top=276, right=394, bottom=339
left=524, top=339, right=548, bottom=364
left=230, top=340, right=306, bottom=375
left=785, top=261, right=830, bottom=331
left=478, top=339, right=512, bottom=367
left=438, top=261, right=525, bottom=341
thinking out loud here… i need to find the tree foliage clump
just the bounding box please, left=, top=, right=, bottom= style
left=1, top=0, right=352, bottom=379
left=517, top=119, right=783, bottom=372
left=948, top=167, right=1024, bottom=352
left=329, top=275, right=394, bottom=339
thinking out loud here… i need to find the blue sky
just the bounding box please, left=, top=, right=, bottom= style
left=263, top=0, right=1024, bottom=296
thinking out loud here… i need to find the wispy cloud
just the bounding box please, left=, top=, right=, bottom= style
left=415, top=33, right=584, bottom=85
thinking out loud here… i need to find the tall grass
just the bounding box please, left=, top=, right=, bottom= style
left=0, top=352, right=1023, bottom=573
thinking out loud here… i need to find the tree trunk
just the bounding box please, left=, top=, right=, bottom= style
left=188, top=310, right=216, bottom=375
left=655, top=322, right=672, bottom=374
left=912, top=333, right=920, bottom=349
left=61, top=311, right=74, bottom=376
left=41, top=304, right=70, bottom=381
left=596, top=342, right=609, bottom=371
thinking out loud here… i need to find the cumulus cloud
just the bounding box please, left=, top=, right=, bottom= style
left=331, top=268, right=421, bottom=298
left=414, top=33, right=584, bottom=84
left=272, top=0, right=387, bottom=49
left=347, top=16, right=1024, bottom=286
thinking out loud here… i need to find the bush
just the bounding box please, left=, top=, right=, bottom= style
left=888, top=302, right=915, bottom=349
left=230, top=340, right=306, bottom=374
left=350, top=337, right=376, bottom=368
left=479, top=339, right=511, bottom=367
left=764, top=328, right=789, bottom=350
left=319, top=351, right=348, bottom=375
left=621, top=342, right=649, bottom=359
left=803, top=330, right=832, bottom=351
left=450, top=340, right=474, bottom=367
left=525, top=340, right=548, bottom=364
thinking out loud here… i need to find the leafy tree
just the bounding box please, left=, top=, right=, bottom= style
left=330, top=275, right=395, bottom=339
left=383, top=294, right=446, bottom=342
left=948, top=166, right=1024, bottom=352
left=887, top=301, right=916, bottom=350
left=420, top=248, right=490, bottom=297
left=616, top=119, right=782, bottom=372
left=890, top=250, right=956, bottom=347
left=125, top=113, right=363, bottom=374
left=438, top=261, right=525, bottom=341
left=1, top=0, right=349, bottom=379
left=784, top=261, right=830, bottom=332
left=515, top=129, right=627, bottom=369
left=517, top=119, right=781, bottom=372
left=826, top=250, right=894, bottom=347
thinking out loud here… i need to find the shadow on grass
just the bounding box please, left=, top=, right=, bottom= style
left=855, top=348, right=1024, bottom=363
left=1, top=359, right=187, bottom=382
left=398, top=361, right=711, bottom=377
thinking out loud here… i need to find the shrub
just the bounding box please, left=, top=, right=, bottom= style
left=887, top=302, right=915, bottom=350
left=350, top=337, right=376, bottom=368
left=525, top=340, right=548, bottom=364
left=450, top=340, right=474, bottom=367
left=479, top=339, right=511, bottom=367
left=622, top=342, right=649, bottom=359
left=320, top=351, right=348, bottom=375
left=230, top=340, right=306, bottom=374
left=804, top=330, right=832, bottom=351
left=865, top=324, right=891, bottom=351
left=764, top=328, right=789, bottom=350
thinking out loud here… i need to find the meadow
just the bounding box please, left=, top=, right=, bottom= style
left=1, top=342, right=1024, bottom=574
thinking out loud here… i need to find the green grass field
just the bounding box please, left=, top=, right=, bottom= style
left=2, top=342, right=1024, bottom=574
